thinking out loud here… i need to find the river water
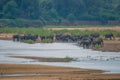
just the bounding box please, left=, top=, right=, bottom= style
left=0, top=40, right=120, bottom=74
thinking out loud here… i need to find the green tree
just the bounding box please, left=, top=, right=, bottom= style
left=3, top=0, right=19, bottom=19
left=0, top=0, right=120, bottom=25
left=19, top=0, right=40, bottom=19
left=67, top=13, right=76, bottom=22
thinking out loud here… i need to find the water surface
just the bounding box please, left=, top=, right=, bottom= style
left=0, top=40, right=120, bottom=73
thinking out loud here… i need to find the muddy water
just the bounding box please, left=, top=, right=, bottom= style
left=0, top=40, right=120, bottom=73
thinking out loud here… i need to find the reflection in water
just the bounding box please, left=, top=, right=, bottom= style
left=0, top=40, right=120, bottom=73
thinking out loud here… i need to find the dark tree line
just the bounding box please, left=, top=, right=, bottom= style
left=0, top=0, right=120, bottom=26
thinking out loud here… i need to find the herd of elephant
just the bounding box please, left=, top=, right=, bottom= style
left=12, top=33, right=114, bottom=49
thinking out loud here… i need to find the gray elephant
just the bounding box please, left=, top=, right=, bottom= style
left=12, top=34, right=20, bottom=41
left=92, top=38, right=103, bottom=48
left=80, top=37, right=92, bottom=49
left=104, top=33, right=114, bottom=40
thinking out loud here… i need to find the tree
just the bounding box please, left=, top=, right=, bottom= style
left=3, top=0, right=19, bottom=19
left=18, top=0, right=40, bottom=19
left=67, top=13, right=76, bottom=22
left=0, top=0, right=120, bottom=25
left=0, top=12, right=3, bottom=18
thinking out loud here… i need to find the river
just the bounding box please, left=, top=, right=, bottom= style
left=0, top=40, right=120, bottom=74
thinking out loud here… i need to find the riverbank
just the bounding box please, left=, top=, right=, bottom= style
left=0, top=64, right=120, bottom=80
left=0, top=33, right=120, bottom=52
left=0, top=33, right=13, bottom=40
left=93, top=40, right=120, bottom=52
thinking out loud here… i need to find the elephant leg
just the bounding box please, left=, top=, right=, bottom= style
left=83, top=44, right=85, bottom=48
left=13, top=38, right=15, bottom=41
left=87, top=44, right=90, bottom=49
left=17, top=38, right=19, bottom=41
left=13, top=38, right=16, bottom=41
left=110, top=37, right=112, bottom=40
left=85, top=44, right=88, bottom=48
left=88, top=44, right=90, bottom=49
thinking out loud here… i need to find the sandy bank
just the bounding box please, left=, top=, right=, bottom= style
left=95, top=40, right=120, bottom=52
left=48, top=27, right=120, bottom=31
left=0, top=64, right=120, bottom=80
left=10, top=56, right=74, bottom=62
left=0, top=33, right=13, bottom=40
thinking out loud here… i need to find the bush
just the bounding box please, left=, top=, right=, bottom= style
left=64, top=56, right=73, bottom=62
left=95, top=44, right=101, bottom=49
left=22, top=40, right=34, bottom=44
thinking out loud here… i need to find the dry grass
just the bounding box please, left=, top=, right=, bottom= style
left=48, top=26, right=120, bottom=31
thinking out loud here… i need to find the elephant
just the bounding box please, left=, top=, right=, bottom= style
left=30, top=35, right=38, bottom=41
left=80, top=37, right=92, bottom=49
left=70, top=35, right=80, bottom=42
left=92, top=38, right=103, bottom=48
left=104, top=33, right=114, bottom=40
left=55, top=34, right=62, bottom=41
left=80, top=34, right=89, bottom=40
left=62, top=35, right=71, bottom=42
left=13, top=34, right=38, bottom=42
left=55, top=33, right=72, bottom=42
left=12, top=34, right=20, bottom=41
left=40, top=36, right=46, bottom=40
left=90, top=33, right=100, bottom=38
left=20, top=34, right=38, bottom=41
left=40, top=35, right=54, bottom=42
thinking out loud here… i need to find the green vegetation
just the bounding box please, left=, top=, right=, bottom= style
left=0, top=0, right=120, bottom=27
left=22, top=40, right=34, bottom=44
left=63, top=56, right=73, bottom=62
left=0, top=19, right=44, bottom=27
left=0, top=27, right=120, bottom=37
left=95, top=44, right=102, bottom=49
left=0, top=27, right=54, bottom=36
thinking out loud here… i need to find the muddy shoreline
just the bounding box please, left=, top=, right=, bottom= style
left=0, top=64, right=120, bottom=80
left=93, top=40, right=120, bottom=52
